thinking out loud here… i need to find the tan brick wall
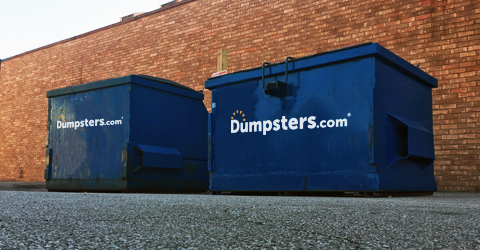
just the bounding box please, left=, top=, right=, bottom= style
left=0, top=0, right=479, bottom=191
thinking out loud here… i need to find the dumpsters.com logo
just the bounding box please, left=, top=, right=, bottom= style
left=56, top=115, right=123, bottom=130
left=231, top=110, right=350, bottom=135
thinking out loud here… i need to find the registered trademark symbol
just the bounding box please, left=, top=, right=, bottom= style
left=347, top=113, right=351, bottom=117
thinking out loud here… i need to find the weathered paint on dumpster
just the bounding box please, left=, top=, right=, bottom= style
left=205, top=43, right=437, bottom=194
left=45, top=75, right=209, bottom=192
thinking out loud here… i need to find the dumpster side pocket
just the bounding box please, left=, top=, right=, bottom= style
left=388, top=113, right=435, bottom=167
left=123, top=142, right=184, bottom=175
left=137, top=144, right=183, bottom=169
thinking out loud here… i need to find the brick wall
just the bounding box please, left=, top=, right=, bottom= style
left=0, top=0, right=478, bottom=191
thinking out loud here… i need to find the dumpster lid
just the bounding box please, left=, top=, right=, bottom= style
left=205, top=43, right=437, bottom=89
left=47, top=74, right=203, bottom=100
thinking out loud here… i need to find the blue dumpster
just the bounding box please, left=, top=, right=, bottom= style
left=205, top=43, right=437, bottom=195
left=45, top=75, right=209, bottom=192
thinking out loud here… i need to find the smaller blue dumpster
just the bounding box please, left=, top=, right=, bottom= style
left=205, top=43, right=437, bottom=196
left=45, top=75, right=209, bottom=192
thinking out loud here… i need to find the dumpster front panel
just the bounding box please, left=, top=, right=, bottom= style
left=45, top=75, right=210, bottom=192
left=47, top=84, right=130, bottom=182
left=207, top=43, right=438, bottom=193
left=209, top=58, right=378, bottom=192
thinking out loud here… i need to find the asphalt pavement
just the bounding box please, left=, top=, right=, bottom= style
left=0, top=182, right=478, bottom=249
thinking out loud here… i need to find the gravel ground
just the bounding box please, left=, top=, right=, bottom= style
left=0, top=191, right=479, bottom=249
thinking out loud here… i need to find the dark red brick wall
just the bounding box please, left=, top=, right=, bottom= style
left=0, top=0, right=479, bottom=191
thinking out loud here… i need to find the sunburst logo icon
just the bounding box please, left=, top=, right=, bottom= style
left=231, top=110, right=245, bottom=121
left=57, top=115, right=65, bottom=122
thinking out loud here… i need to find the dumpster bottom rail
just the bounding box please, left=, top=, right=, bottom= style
left=210, top=191, right=434, bottom=197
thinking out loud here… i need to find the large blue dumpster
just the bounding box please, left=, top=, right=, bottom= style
left=45, top=75, right=209, bottom=192
left=205, top=43, right=437, bottom=195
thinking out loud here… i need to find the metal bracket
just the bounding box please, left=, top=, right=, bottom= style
left=208, top=113, right=214, bottom=172
left=44, top=149, right=53, bottom=179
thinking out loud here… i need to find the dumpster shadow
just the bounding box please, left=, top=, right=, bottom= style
left=0, top=181, right=47, bottom=192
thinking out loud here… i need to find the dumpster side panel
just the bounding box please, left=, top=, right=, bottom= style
left=47, top=85, right=130, bottom=183
left=129, top=85, right=207, bottom=161
left=373, top=58, right=437, bottom=191
left=209, top=58, right=379, bottom=192
left=127, top=84, right=209, bottom=191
